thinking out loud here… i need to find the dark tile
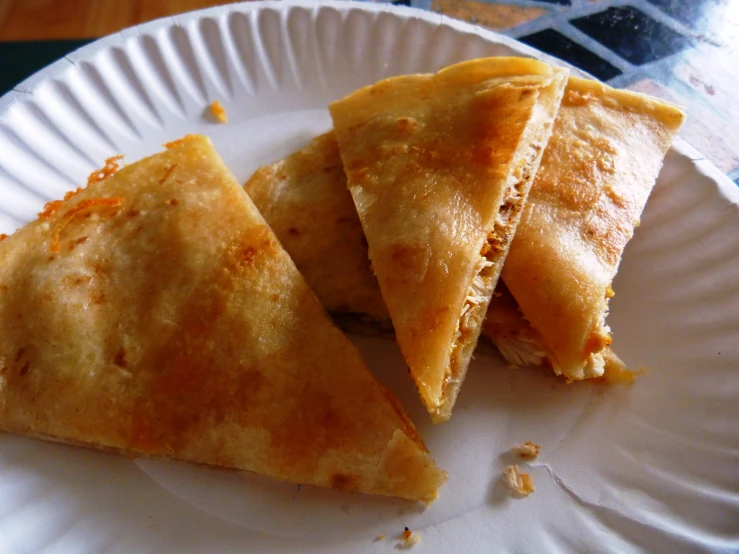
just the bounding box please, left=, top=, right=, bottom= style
left=0, top=39, right=92, bottom=95
left=535, top=0, right=571, bottom=5
left=571, top=6, right=691, bottom=65
left=520, top=29, right=622, bottom=81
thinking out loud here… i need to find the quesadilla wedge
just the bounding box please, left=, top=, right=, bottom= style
left=483, top=77, right=685, bottom=381
left=329, top=58, right=568, bottom=422
left=0, top=134, right=446, bottom=502
left=245, top=132, right=389, bottom=321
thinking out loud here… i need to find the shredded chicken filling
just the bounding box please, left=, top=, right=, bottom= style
left=576, top=286, right=614, bottom=378
left=496, top=336, right=547, bottom=367
left=496, top=288, right=613, bottom=378
left=443, top=155, right=536, bottom=392
left=581, top=324, right=611, bottom=378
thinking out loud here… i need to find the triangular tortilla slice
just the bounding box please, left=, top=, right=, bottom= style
left=329, top=58, right=568, bottom=422
left=0, top=135, right=446, bottom=502
left=483, top=77, right=685, bottom=381
left=245, top=132, right=389, bottom=322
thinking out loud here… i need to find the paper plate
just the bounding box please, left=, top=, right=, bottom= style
left=0, top=1, right=737, bottom=552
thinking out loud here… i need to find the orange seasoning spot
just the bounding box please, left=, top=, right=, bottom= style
left=584, top=332, right=612, bottom=358
left=210, top=100, right=227, bottom=123
left=87, top=155, right=124, bottom=187
left=0, top=234, right=7, bottom=242
left=49, top=198, right=124, bottom=253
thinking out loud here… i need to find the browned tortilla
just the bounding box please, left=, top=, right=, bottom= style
left=487, top=77, right=685, bottom=381
left=245, top=132, right=388, bottom=320
left=329, top=57, right=567, bottom=421
left=0, top=134, right=446, bottom=502
left=244, top=71, right=685, bottom=387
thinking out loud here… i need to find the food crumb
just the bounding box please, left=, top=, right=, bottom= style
left=397, top=527, right=420, bottom=549
left=210, top=100, right=227, bottom=123
left=375, top=534, right=385, bottom=541
left=502, top=465, right=534, bottom=496
left=509, top=441, right=540, bottom=459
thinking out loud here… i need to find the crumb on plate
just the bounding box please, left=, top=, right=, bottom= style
left=509, top=441, right=540, bottom=459
left=502, top=464, right=534, bottom=496
left=397, top=527, right=421, bottom=549
left=210, top=100, right=227, bottom=123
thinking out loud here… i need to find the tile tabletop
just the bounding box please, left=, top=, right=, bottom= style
left=0, top=0, right=737, bottom=182
left=406, top=0, right=738, bottom=182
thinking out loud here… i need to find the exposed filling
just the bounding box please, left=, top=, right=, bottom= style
left=494, top=322, right=612, bottom=379
left=440, top=143, right=542, bottom=399
left=581, top=323, right=612, bottom=379
left=493, top=286, right=614, bottom=380
left=577, top=284, right=614, bottom=378
left=459, top=256, right=495, bottom=330
left=496, top=336, right=547, bottom=367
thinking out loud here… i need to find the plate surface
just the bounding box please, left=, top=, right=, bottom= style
left=0, top=2, right=738, bottom=552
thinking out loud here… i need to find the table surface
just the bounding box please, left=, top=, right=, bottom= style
left=0, top=0, right=737, bottom=183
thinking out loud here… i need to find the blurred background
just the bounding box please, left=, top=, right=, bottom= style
left=0, top=0, right=737, bottom=183
left=0, top=0, right=244, bottom=40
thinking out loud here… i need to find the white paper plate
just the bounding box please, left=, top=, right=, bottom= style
left=0, top=1, right=737, bottom=552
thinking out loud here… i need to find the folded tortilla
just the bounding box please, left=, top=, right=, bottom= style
left=484, top=77, right=685, bottom=381
left=245, top=132, right=389, bottom=321
left=329, top=58, right=568, bottom=421
left=0, top=134, right=446, bottom=502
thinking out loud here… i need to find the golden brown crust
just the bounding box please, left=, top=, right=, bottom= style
left=0, top=135, right=446, bottom=502
left=329, top=57, right=567, bottom=420
left=501, top=76, right=685, bottom=380
left=245, top=132, right=389, bottom=320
